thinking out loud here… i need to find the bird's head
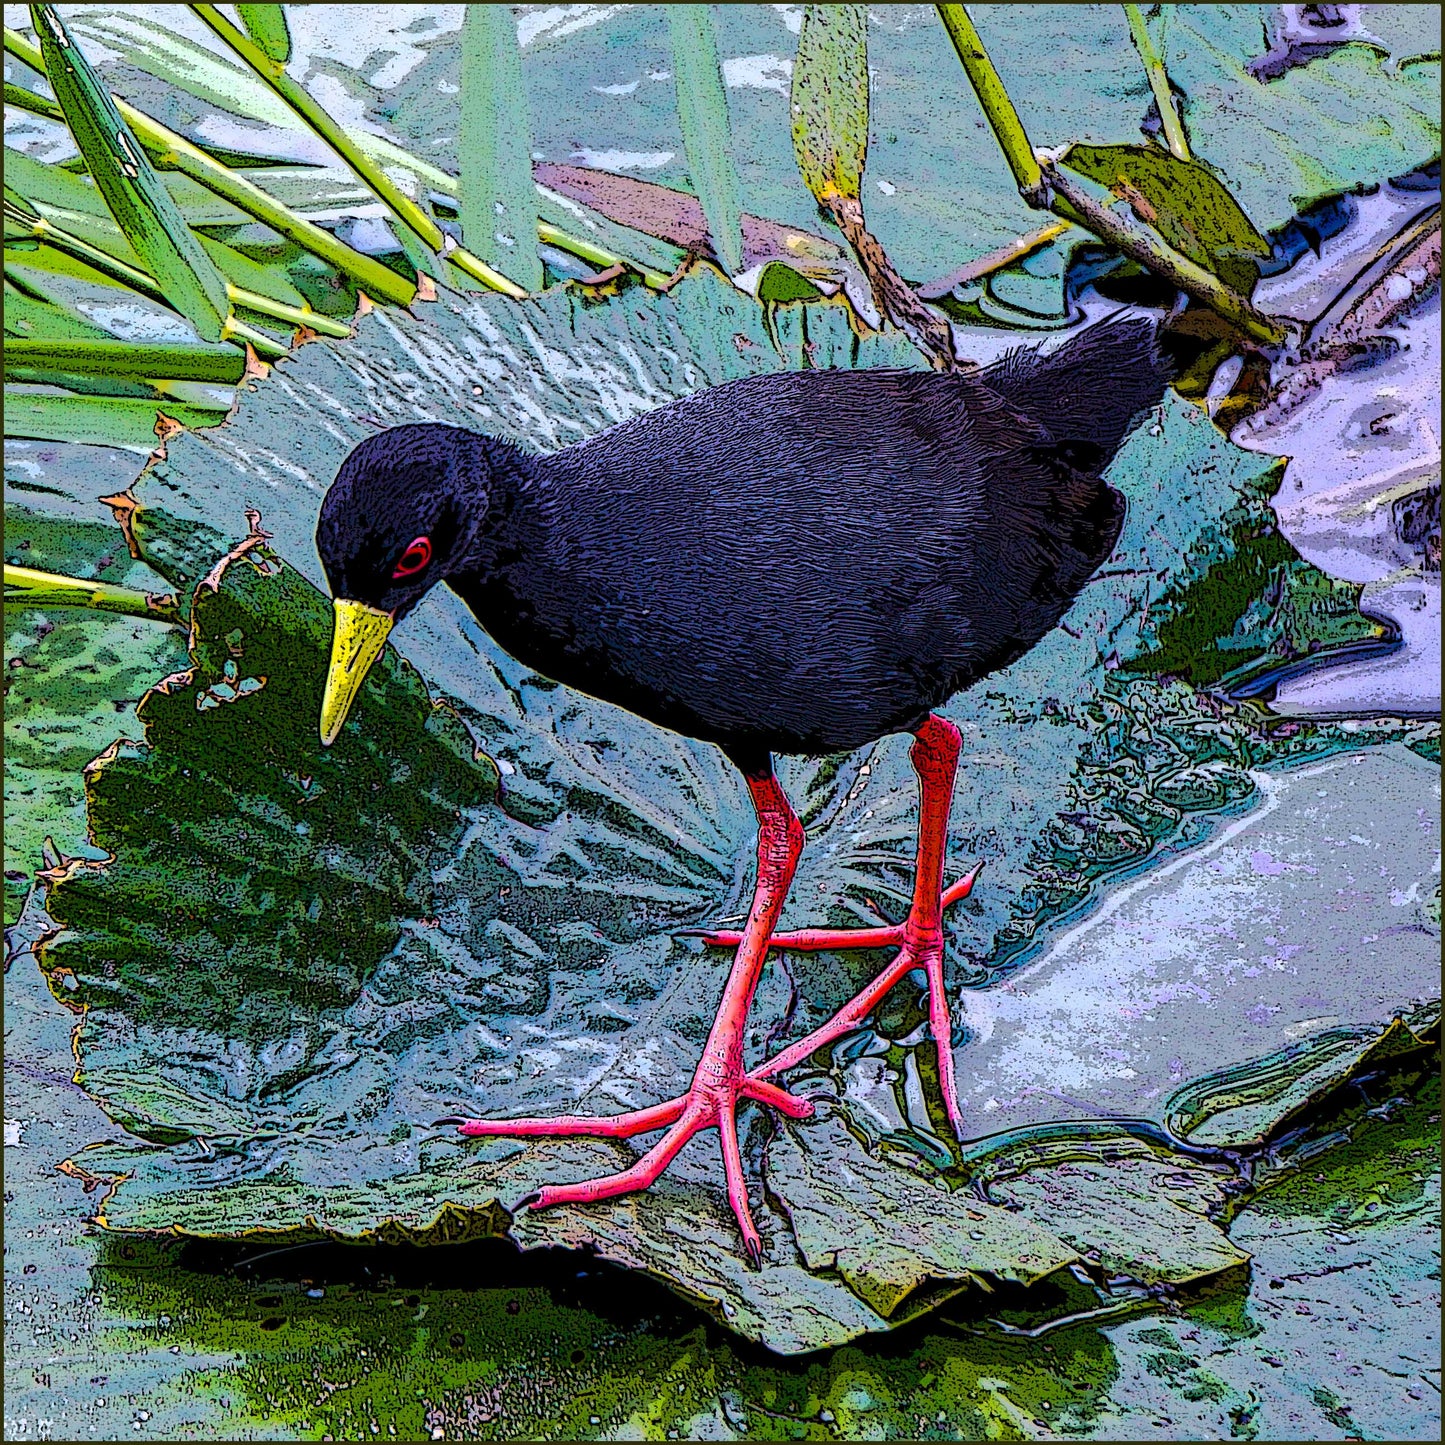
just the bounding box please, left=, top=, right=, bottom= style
left=315, top=422, right=490, bottom=745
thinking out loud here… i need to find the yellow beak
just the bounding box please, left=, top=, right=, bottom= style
left=319, top=599, right=394, bottom=746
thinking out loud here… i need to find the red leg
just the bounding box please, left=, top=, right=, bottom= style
left=447, top=770, right=809, bottom=1264
left=741, top=715, right=973, bottom=1138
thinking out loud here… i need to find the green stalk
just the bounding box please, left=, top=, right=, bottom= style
left=6, top=27, right=667, bottom=295
left=934, top=3, right=1284, bottom=346
left=5, top=563, right=180, bottom=625
left=1123, top=4, right=1189, bottom=161
left=5, top=202, right=343, bottom=349
left=4, top=25, right=417, bottom=308
left=4, top=338, right=248, bottom=383
left=189, top=3, right=527, bottom=300
left=934, top=5, right=1044, bottom=202
left=536, top=221, right=672, bottom=290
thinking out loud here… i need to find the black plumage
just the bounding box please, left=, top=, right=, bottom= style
left=318, top=315, right=1166, bottom=769
left=315, top=313, right=1171, bottom=1257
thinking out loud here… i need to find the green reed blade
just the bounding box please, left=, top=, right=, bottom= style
left=3, top=392, right=228, bottom=450
left=666, top=6, right=745, bottom=276
left=30, top=4, right=231, bottom=343
left=459, top=3, right=542, bottom=293
left=189, top=2, right=526, bottom=299
left=5, top=25, right=417, bottom=308
left=4, top=338, right=247, bottom=383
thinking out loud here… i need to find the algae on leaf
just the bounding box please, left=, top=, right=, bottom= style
left=40, top=511, right=497, bottom=1138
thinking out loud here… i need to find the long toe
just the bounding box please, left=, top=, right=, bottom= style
left=454, top=1075, right=815, bottom=1259
left=450, top=1095, right=689, bottom=1140
left=689, top=864, right=981, bottom=953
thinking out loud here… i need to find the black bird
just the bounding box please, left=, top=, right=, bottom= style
left=316, top=316, right=1170, bottom=1263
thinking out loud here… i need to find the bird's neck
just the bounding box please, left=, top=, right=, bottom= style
left=454, top=432, right=549, bottom=572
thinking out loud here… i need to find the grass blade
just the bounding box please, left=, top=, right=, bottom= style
left=459, top=4, right=542, bottom=293
left=4, top=338, right=247, bottom=383
left=791, top=4, right=870, bottom=207
left=1123, top=5, right=1190, bottom=162
left=236, top=3, right=290, bottom=65
left=4, top=392, right=227, bottom=449
left=4, top=26, right=418, bottom=308
left=666, top=6, right=744, bottom=276
left=189, top=3, right=527, bottom=299
left=30, top=3, right=231, bottom=343
left=4, top=562, right=180, bottom=624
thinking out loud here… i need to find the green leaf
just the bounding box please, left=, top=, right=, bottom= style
left=665, top=6, right=744, bottom=275
left=1062, top=142, right=1272, bottom=295
left=4, top=338, right=247, bottom=384
left=755, top=261, right=825, bottom=305
left=30, top=4, right=232, bottom=343
left=459, top=3, right=542, bottom=293
left=4, top=391, right=227, bottom=449
left=790, top=4, right=870, bottom=205
left=3, top=278, right=113, bottom=341
left=235, top=3, right=291, bottom=65
left=43, top=532, right=498, bottom=1057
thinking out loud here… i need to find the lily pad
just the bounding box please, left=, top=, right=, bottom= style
left=40, top=514, right=497, bottom=1131
left=29, top=271, right=1438, bottom=1352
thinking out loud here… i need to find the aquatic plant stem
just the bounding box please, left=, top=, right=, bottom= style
left=188, top=3, right=527, bottom=299
left=934, top=4, right=1285, bottom=346
left=4, top=25, right=417, bottom=308
left=4, top=564, right=180, bottom=625
left=6, top=28, right=668, bottom=294
left=934, top=5, right=1045, bottom=202
left=1123, top=4, right=1190, bottom=161
left=5, top=202, right=349, bottom=345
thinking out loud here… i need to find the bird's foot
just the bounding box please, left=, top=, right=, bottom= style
left=684, top=862, right=980, bottom=955
left=444, top=1073, right=813, bottom=1265
left=747, top=924, right=968, bottom=1141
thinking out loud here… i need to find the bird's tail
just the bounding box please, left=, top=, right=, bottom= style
left=979, top=315, right=1173, bottom=473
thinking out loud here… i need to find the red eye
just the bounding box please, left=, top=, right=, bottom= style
left=392, top=536, right=432, bottom=579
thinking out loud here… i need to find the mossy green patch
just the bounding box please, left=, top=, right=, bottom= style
left=40, top=522, right=497, bottom=1070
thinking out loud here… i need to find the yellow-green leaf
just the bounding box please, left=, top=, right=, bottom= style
left=791, top=4, right=870, bottom=205
left=235, top=3, right=291, bottom=65
left=1062, top=142, right=1272, bottom=296
left=30, top=3, right=232, bottom=342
